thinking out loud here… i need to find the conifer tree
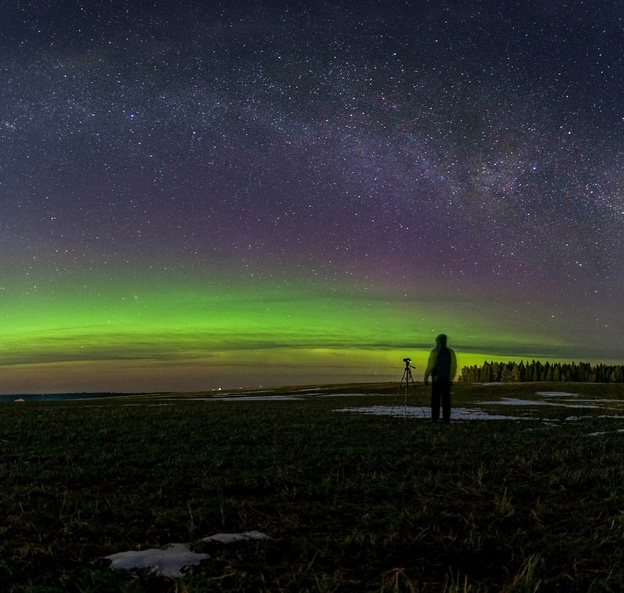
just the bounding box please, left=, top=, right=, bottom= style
left=457, top=359, right=624, bottom=383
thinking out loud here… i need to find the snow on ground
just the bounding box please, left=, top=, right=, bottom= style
left=104, top=532, right=271, bottom=578
left=81, top=388, right=623, bottom=424
left=202, top=531, right=270, bottom=544
left=477, top=398, right=599, bottom=409
left=588, top=429, right=624, bottom=436
left=317, top=392, right=393, bottom=398
left=335, top=405, right=531, bottom=421
left=193, top=395, right=303, bottom=401
left=104, top=543, right=209, bottom=578
left=336, top=390, right=624, bottom=421
left=537, top=392, right=581, bottom=397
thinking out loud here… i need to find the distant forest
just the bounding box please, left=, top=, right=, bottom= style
left=458, top=360, right=624, bottom=383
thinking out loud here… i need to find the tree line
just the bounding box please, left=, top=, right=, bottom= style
left=458, top=360, right=624, bottom=383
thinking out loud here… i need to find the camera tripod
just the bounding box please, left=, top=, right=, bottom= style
left=392, top=357, right=417, bottom=414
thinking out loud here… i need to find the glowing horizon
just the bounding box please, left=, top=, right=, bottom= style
left=1, top=266, right=618, bottom=394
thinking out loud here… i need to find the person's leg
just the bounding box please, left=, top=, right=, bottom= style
left=431, top=382, right=441, bottom=422
left=441, top=380, right=451, bottom=423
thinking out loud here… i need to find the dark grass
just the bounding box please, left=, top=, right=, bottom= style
left=1, top=382, right=624, bottom=592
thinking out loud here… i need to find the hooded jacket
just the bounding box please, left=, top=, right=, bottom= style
left=424, top=336, right=457, bottom=382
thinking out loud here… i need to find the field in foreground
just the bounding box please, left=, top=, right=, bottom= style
left=1, top=382, right=624, bottom=592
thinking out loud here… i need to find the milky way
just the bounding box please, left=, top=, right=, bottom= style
left=2, top=2, right=624, bottom=393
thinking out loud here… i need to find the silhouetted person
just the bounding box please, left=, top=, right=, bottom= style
left=424, top=334, right=457, bottom=423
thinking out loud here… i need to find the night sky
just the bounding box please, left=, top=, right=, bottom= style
left=2, top=1, right=624, bottom=393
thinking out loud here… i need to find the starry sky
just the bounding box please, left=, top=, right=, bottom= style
left=2, top=1, right=624, bottom=394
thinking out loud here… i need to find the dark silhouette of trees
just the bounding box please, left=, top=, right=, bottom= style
left=457, top=360, right=624, bottom=383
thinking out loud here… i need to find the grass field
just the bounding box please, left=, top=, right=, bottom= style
left=1, top=382, right=624, bottom=592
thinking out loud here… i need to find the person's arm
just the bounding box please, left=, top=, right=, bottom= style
left=450, top=349, right=457, bottom=381
left=424, top=349, right=437, bottom=384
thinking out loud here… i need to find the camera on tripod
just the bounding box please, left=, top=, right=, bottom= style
left=394, top=356, right=419, bottom=411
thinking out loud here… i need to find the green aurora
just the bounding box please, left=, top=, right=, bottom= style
left=0, top=267, right=602, bottom=394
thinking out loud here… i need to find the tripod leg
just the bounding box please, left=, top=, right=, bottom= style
left=393, top=368, right=409, bottom=406
left=396, top=369, right=408, bottom=393
left=407, top=369, right=426, bottom=418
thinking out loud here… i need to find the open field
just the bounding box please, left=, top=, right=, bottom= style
left=2, top=382, right=624, bottom=592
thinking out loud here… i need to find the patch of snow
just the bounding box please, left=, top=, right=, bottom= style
left=198, top=395, right=302, bottom=402
left=537, top=392, right=580, bottom=397
left=202, top=530, right=271, bottom=544
left=335, top=405, right=531, bottom=421
left=103, top=531, right=271, bottom=578
left=478, top=398, right=599, bottom=409
left=478, top=398, right=550, bottom=406
left=104, top=543, right=209, bottom=578
left=121, top=403, right=174, bottom=407
left=317, top=392, right=392, bottom=398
